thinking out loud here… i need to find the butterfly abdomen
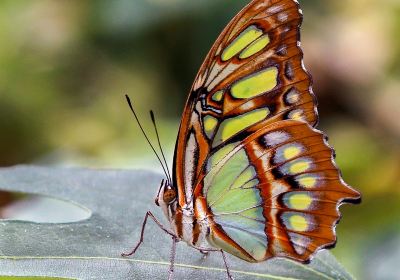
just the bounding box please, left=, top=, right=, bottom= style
left=170, top=200, right=213, bottom=250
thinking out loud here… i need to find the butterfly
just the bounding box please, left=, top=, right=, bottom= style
left=123, top=0, right=361, bottom=279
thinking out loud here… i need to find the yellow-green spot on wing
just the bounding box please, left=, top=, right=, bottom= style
left=212, top=90, right=224, bottom=102
left=284, top=192, right=313, bottom=210
left=282, top=212, right=311, bottom=232
left=239, top=35, right=270, bottom=59
left=231, top=67, right=278, bottom=99
left=283, top=146, right=302, bottom=160
left=289, top=160, right=311, bottom=174
left=296, top=174, right=318, bottom=188
left=289, top=215, right=309, bottom=232
left=274, top=144, right=304, bottom=164
left=213, top=108, right=269, bottom=147
left=203, top=115, right=218, bottom=138
left=221, top=25, right=263, bottom=61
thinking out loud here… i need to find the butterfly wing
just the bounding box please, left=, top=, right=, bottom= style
left=200, top=120, right=360, bottom=262
left=173, top=0, right=317, bottom=207
left=172, top=0, right=360, bottom=263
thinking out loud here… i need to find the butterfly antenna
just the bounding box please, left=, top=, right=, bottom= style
left=150, top=110, right=172, bottom=184
left=125, top=95, right=170, bottom=180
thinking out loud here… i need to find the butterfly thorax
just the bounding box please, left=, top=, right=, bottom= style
left=155, top=179, right=214, bottom=249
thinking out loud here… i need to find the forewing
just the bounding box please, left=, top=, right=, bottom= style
left=201, top=120, right=360, bottom=262
left=173, top=0, right=316, bottom=207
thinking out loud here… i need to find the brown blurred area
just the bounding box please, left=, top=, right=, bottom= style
left=0, top=191, right=14, bottom=217
left=0, top=0, right=399, bottom=278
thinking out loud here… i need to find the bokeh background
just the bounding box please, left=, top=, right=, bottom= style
left=0, top=0, right=399, bottom=279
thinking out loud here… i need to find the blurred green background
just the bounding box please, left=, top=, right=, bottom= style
left=0, top=0, right=399, bottom=279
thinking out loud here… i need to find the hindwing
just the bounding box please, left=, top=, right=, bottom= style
left=199, top=120, right=360, bottom=262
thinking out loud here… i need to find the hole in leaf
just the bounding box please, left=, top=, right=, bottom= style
left=0, top=190, right=91, bottom=223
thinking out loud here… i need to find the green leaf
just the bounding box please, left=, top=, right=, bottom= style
left=0, top=277, right=73, bottom=280
left=0, top=166, right=355, bottom=280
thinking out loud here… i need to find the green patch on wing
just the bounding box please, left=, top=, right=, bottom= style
left=204, top=146, right=267, bottom=260
left=205, top=147, right=260, bottom=212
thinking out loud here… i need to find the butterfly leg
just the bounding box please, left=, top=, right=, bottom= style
left=221, top=250, right=234, bottom=280
left=168, top=236, right=178, bottom=280
left=122, top=211, right=177, bottom=257
left=192, top=246, right=234, bottom=279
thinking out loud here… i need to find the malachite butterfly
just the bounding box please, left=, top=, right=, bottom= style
left=123, top=0, right=361, bottom=279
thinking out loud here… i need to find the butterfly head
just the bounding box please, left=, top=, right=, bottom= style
left=155, top=179, right=177, bottom=218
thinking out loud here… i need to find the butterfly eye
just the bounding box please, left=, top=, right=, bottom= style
left=154, top=197, right=160, bottom=206
left=163, top=189, right=177, bottom=204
